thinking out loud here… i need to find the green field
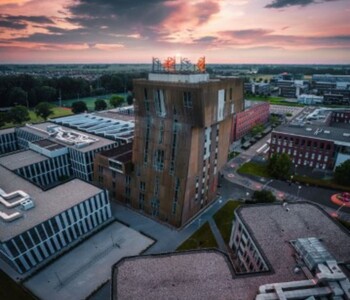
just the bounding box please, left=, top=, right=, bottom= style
left=1, top=106, right=73, bottom=129
left=176, top=222, right=218, bottom=251
left=55, top=93, right=126, bottom=110
left=213, top=201, right=241, bottom=243
left=237, top=162, right=271, bottom=178
left=246, top=96, right=304, bottom=107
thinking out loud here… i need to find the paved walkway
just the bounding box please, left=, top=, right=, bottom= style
left=208, top=219, right=227, bottom=252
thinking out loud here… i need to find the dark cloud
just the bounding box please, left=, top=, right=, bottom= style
left=221, top=29, right=273, bottom=39
left=67, top=0, right=177, bottom=36
left=0, top=20, right=27, bottom=30
left=193, top=36, right=218, bottom=43
left=0, top=14, right=54, bottom=30
left=265, top=0, right=339, bottom=9
left=4, top=15, right=54, bottom=24
left=192, top=1, right=220, bottom=25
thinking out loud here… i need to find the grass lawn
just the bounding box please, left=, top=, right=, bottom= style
left=294, top=175, right=350, bottom=192
left=213, top=201, right=241, bottom=243
left=176, top=222, right=218, bottom=251
left=237, top=162, right=270, bottom=178
left=55, top=93, right=125, bottom=110
left=246, top=96, right=304, bottom=107
left=337, top=219, right=350, bottom=231
left=1, top=106, right=73, bottom=129
left=0, top=270, right=35, bottom=300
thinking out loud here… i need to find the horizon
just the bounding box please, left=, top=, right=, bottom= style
left=0, top=0, right=349, bottom=64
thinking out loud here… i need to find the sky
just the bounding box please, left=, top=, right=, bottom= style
left=0, top=0, right=349, bottom=64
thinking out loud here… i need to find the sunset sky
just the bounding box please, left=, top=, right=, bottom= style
left=0, top=0, right=349, bottom=64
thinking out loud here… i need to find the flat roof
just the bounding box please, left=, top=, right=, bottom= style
left=0, top=127, right=15, bottom=135
left=98, top=143, right=132, bottom=161
left=32, top=139, right=66, bottom=151
left=0, top=150, right=48, bottom=170
left=19, top=123, right=116, bottom=152
left=0, top=165, right=103, bottom=241
left=273, top=124, right=350, bottom=145
left=112, top=202, right=350, bottom=300
left=94, top=111, right=134, bottom=122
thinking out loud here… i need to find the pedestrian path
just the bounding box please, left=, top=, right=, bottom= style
left=208, top=219, right=227, bottom=253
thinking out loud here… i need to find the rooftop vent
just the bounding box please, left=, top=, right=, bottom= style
left=324, top=130, right=330, bottom=134
left=343, top=133, right=350, bottom=137
left=306, top=128, right=312, bottom=132
left=20, top=199, right=35, bottom=211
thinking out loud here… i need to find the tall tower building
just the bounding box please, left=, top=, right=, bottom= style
left=129, top=61, right=244, bottom=227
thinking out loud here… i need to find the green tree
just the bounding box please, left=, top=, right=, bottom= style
left=334, top=160, right=350, bottom=186
left=35, top=86, right=57, bottom=103
left=94, top=99, right=107, bottom=111
left=267, top=153, right=291, bottom=180
left=71, top=101, right=87, bottom=114
left=34, top=102, right=53, bottom=120
left=126, top=94, right=133, bottom=105
left=109, top=95, right=124, bottom=108
left=252, top=190, right=276, bottom=203
left=8, top=87, right=27, bottom=106
left=270, top=115, right=280, bottom=127
left=0, top=113, right=6, bottom=127
left=251, top=124, right=264, bottom=136
left=8, top=105, right=30, bottom=124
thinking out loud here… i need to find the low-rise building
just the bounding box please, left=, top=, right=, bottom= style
left=231, top=101, right=270, bottom=141
left=298, top=94, right=324, bottom=105
left=269, top=108, right=350, bottom=170
left=112, top=202, right=350, bottom=299
left=13, top=123, right=116, bottom=181
left=0, top=165, right=112, bottom=274
left=0, top=128, right=18, bottom=155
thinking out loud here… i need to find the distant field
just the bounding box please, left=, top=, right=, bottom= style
left=1, top=106, right=73, bottom=129
left=55, top=93, right=125, bottom=110
left=246, top=96, right=304, bottom=107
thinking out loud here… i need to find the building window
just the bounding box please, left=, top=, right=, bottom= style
left=154, top=89, right=166, bottom=117
left=98, top=176, right=103, bottom=183
left=154, top=149, right=165, bottom=171
left=158, top=120, right=164, bottom=144
left=144, top=118, right=151, bottom=164
left=98, top=165, right=103, bottom=174
left=125, top=187, right=131, bottom=197
left=138, top=193, right=145, bottom=210
left=125, top=175, right=131, bottom=185
left=140, top=181, right=146, bottom=191
left=170, top=122, right=178, bottom=174
left=151, top=198, right=160, bottom=216
left=183, top=91, right=193, bottom=108
left=154, top=176, right=160, bottom=196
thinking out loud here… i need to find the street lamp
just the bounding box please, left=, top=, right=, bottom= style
left=263, top=179, right=273, bottom=189
left=332, top=203, right=346, bottom=218
left=297, top=185, right=302, bottom=198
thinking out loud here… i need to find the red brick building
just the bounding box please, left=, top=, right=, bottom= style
left=231, top=102, right=270, bottom=142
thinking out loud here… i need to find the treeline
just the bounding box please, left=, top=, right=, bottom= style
left=257, top=66, right=350, bottom=76
left=0, top=72, right=146, bottom=108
